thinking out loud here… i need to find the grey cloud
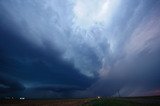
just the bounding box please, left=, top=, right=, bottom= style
left=0, top=0, right=160, bottom=98
left=0, top=0, right=105, bottom=77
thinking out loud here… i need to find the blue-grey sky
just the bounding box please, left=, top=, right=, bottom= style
left=0, top=0, right=160, bottom=98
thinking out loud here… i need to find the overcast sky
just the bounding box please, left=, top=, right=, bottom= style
left=0, top=0, right=160, bottom=98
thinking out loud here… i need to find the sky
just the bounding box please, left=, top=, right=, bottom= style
left=0, top=0, right=160, bottom=98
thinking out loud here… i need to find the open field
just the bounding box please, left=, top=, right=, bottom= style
left=82, top=96, right=160, bottom=106
left=0, top=98, right=91, bottom=106
left=0, top=96, right=160, bottom=106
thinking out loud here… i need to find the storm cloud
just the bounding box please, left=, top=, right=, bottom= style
left=0, top=0, right=160, bottom=98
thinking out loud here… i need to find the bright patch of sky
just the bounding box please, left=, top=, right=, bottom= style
left=72, top=0, right=120, bottom=31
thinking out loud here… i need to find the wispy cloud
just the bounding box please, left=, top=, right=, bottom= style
left=0, top=0, right=160, bottom=98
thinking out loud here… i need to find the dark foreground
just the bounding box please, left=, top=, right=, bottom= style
left=1, top=96, right=160, bottom=106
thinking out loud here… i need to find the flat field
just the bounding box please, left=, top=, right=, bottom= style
left=0, top=96, right=160, bottom=106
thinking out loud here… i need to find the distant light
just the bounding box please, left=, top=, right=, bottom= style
left=97, top=96, right=101, bottom=99
left=20, top=97, right=25, bottom=100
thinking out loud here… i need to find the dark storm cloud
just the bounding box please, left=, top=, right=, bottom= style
left=0, top=74, right=25, bottom=93
left=31, top=84, right=85, bottom=92
left=0, top=0, right=95, bottom=96
left=0, top=24, right=93, bottom=89
left=0, top=0, right=160, bottom=98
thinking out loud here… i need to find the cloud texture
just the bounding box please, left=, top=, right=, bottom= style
left=0, top=0, right=160, bottom=98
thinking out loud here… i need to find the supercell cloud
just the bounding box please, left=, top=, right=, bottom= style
left=0, top=0, right=160, bottom=98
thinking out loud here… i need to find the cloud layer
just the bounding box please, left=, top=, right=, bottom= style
left=0, top=0, right=160, bottom=98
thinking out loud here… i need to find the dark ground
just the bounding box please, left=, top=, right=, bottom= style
left=0, top=96, right=160, bottom=106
